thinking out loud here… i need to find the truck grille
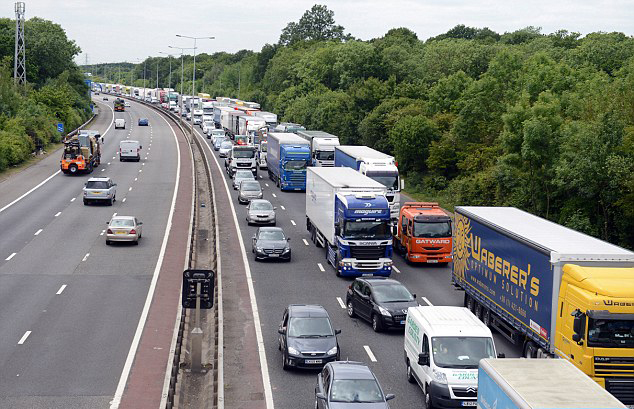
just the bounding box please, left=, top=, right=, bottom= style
left=288, top=174, right=305, bottom=183
left=352, top=261, right=383, bottom=270
left=350, top=245, right=386, bottom=260
left=595, top=356, right=634, bottom=376
left=605, top=378, right=634, bottom=404
left=452, top=386, right=477, bottom=398
left=386, top=195, right=394, bottom=202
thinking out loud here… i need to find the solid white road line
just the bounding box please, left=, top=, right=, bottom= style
left=364, top=345, right=378, bottom=362
left=0, top=171, right=60, bottom=214
left=70, top=197, right=76, bottom=202
left=54, top=211, right=61, bottom=217
left=303, top=239, right=309, bottom=246
left=5, top=252, right=17, bottom=261
left=336, top=297, right=346, bottom=309
left=290, top=220, right=296, bottom=226
left=110, top=105, right=182, bottom=409
left=122, top=198, right=127, bottom=203
left=317, top=263, right=325, bottom=272
left=100, top=230, right=106, bottom=236
left=422, top=297, right=433, bottom=306
left=34, top=229, right=43, bottom=236
left=280, top=205, right=285, bottom=210
left=393, top=266, right=400, bottom=273
left=56, top=284, right=67, bottom=295
left=82, top=253, right=90, bottom=262
left=271, top=193, right=276, bottom=198
left=17, top=331, right=31, bottom=345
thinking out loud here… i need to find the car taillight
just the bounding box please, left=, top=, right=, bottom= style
left=107, top=229, right=113, bottom=234
left=130, top=229, right=137, bottom=234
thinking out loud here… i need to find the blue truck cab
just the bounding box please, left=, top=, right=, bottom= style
left=267, top=132, right=311, bottom=191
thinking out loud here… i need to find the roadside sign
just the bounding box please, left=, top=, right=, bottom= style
left=182, top=269, right=214, bottom=309
left=57, top=123, right=64, bottom=133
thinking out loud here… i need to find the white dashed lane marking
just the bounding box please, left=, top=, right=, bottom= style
left=56, top=285, right=67, bottom=295
left=5, top=252, right=17, bottom=261
left=17, top=331, right=31, bottom=345
left=55, top=211, right=61, bottom=217
left=336, top=297, right=346, bottom=309
left=303, top=239, right=309, bottom=246
left=421, top=297, right=433, bottom=306
left=364, top=346, right=378, bottom=362
left=317, top=263, right=325, bottom=272
left=34, top=229, right=43, bottom=236
left=82, top=253, right=90, bottom=262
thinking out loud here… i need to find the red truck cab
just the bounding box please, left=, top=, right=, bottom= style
left=394, top=202, right=453, bottom=264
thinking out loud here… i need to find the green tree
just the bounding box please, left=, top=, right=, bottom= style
left=279, top=4, right=348, bottom=46
left=388, top=115, right=441, bottom=173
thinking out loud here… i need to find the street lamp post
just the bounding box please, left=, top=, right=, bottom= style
left=142, top=58, right=147, bottom=102
left=159, top=51, right=173, bottom=108
left=169, top=45, right=197, bottom=125
left=176, top=34, right=214, bottom=140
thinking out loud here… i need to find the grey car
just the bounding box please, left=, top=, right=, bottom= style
left=233, top=169, right=255, bottom=190
left=219, top=140, right=232, bottom=158
left=315, top=362, right=395, bottom=409
left=106, top=216, right=142, bottom=245
left=246, top=199, right=276, bottom=225
left=83, top=177, right=117, bottom=205
left=251, top=227, right=291, bottom=261
left=237, top=180, right=263, bottom=204
left=213, top=135, right=226, bottom=151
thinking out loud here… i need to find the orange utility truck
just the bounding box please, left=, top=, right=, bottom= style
left=393, top=202, right=453, bottom=264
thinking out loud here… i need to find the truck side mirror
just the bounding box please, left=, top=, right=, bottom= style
left=571, top=309, right=586, bottom=345
left=335, top=225, right=340, bottom=236
left=400, top=178, right=405, bottom=190
left=418, top=352, right=430, bottom=366
left=497, top=353, right=505, bottom=358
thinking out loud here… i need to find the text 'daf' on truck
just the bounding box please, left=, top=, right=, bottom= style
left=334, top=145, right=402, bottom=221
left=306, top=167, right=393, bottom=277
left=393, top=202, right=453, bottom=264
left=452, top=206, right=634, bottom=405
left=267, top=132, right=311, bottom=191
left=295, top=130, right=341, bottom=167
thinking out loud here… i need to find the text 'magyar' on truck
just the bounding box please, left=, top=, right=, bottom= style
left=393, top=202, right=453, bottom=264
left=478, top=359, right=627, bottom=409
left=306, top=167, right=393, bottom=277
left=295, top=130, right=340, bottom=167
left=334, top=145, right=402, bottom=221
left=60, top=132, right=101, bottom=175
left=452, top=206, right=634, bottom=405
left=266, top=132, right=311, bottom=191
left=404, top=306, right=501, bottom=409
left=226, top=144, right=257, bottom=177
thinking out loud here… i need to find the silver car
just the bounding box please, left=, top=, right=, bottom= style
left=237, top=180, right=263, bottom=204
left=83, top=177, right=117, bottom=205
left=219, top=141, right=233, bottom=158
left=213, top=135, right=226, bottom=151
left=246, top=199, right=276, bottom=225
left=233, top=169, right=255, bottom=190
left=106, top=216, right=143, bottom=245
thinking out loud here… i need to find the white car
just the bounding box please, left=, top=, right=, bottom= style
left=106, top=215, right=143, bottom=245
left=202, top=121, right=215, bottom=136
left=124, top=101, right=130, bottom=107
left=83, top=177, right=117, bottom=205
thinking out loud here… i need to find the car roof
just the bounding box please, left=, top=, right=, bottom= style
left=258, top=226, right=283, bottom=232
left=329, top=362, right=375, bottom=380
left=240, top=180, right=260, bottom=187
left=110, top=215, right=135, bottom=221
left=287, top=304, right=329, bottom=318
left=250, top=199, right=271, bottom=205
left=87, top=177, right=111, bottom=182
left=358, top=277, right=403, bottom=287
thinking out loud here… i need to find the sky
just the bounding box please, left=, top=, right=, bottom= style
left=1, top=0, right=633, bottom=65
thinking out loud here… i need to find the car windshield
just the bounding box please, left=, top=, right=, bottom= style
left=221, top=142, right=233, bottom=149
left=258, top=230, right=285, bottom=241
left=367, top=172, right=399, bottom=191
left=373, top=284, right=414, bottom=303
left=212, top=131, right=224, bottom=136
left=588, top=318, right=634, bottom=347
left=86, top=181, right=109, bottom=189
left=431, top=337, right=496, bottom=369
left=204, top=121, right=213, bottom=127
left=110, top=219, right=134, bottom=227
left=330, top=379, right=384, bottom=403
left=283, top=160, right=308, bottom=171
left=251, top=201, right=273, bottom=211
left=241, top=182, right=261, bottom=192
left=287, top=317, right=333, bottom=337
left=413, top=221, right=452, bottom=238
left=315, top=150, right=334, bottom=161
left=235, top=171, right=253, bottom=179
left=233, top=149, right=255, bottom=158
left=342, top=220, right=391, bottom=240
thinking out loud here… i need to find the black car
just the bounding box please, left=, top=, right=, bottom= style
left=278, top=304, right=340, bottom=370
left=315, top=361, right=395, bottom=408
left=346, top=277, right=417, bottom=332
left=252, top=227, right=291, bottom=261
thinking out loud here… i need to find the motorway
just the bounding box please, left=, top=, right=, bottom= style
left=0, top=98, right=184, bottom=408
left=189, top=123, right=523, bottom=408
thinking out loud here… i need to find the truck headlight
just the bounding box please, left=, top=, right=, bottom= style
left=432, top=369, right=448, bottom=384
left=287, top=346, right=300, bottom=356
left=327, top=346, right=338, bottom=356
left=378, top=306, right=391, bottom=316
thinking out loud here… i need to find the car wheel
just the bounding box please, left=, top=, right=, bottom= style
left=425, top=384, right=434, bottom=409
left=108, top=198, right=113, bottom=206
left=282, top=352, right=289, bottom=371
left=347, top=301, right=356, bottom=318
left=134, top=239, right=139, bottom=245
left=406, top=359, right=416, bottom=384
left=83, top=199, right=88, bottom=205
left=372, top=314, right=383, bottom=332
left=106, top=240, right=111, bottom=245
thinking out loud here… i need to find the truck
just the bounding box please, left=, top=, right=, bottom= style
left=214, top=106, right=231, bottom=129
left=226, top=144, right=257, bottom=177
left=202, top=100, right=215, bottom=122
left=478, top=359, right=626, bottom=409
left=228, top=111, right=247, bottom=138
left=306, top=167, right=393, bottom=277
left=60, top=132, right=101, bottom=174
left=274, top=122, right=306, bottom=133
left=251, top=111, right=277, bottom=129
left=334, top=146, right=402, bottom=220
left=393, top=202, right=453, bottom=264
left=239, top=116, right=266, bottom=139
left=296, top=130, right=340, bottom=167
left=452, top=206, right=634, bottom=405
left=266, top=132, right=311, bottom=191
left=114, top=98, right=125, bottom=112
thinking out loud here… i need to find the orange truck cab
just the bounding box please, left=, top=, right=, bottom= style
left=394, top=202, right=453, bottom=264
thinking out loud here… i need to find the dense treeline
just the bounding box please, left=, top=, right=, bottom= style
left=96, top=5, right=634, bottom=248
left=0, top=17, right=91, bottom=172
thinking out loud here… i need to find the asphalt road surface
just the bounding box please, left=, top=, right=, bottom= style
left=0, top=98, right=181, bottom=408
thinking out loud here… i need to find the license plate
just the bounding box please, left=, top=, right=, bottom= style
left=92, top=191, right=102, bottom=194
left=462, top=402, right=477, bottom=407
left=400, top=320, right=406, bottom=325
left=428, top=260, right=439, bottom=263
left=115, top=231, right=127, bottom=235
left=305, top=359, right=322, bottom=364
left=269, top=254, right=279, bottom=258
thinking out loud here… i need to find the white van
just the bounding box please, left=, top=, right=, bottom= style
left=119, top=140, right=142, bottom=162
left=404, top=306, right=499, bottom=409
left=114, top=118, right=125, bottom=129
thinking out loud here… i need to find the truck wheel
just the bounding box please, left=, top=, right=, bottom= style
left=523, top=341, right=537, bottom=358
left=69, top=164, right=78, bottom=174
left=406, top=359, right=416, bottom=384
left=482, top=308, right=492, bottom=326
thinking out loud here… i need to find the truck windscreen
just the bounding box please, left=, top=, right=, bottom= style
left=233, top=150, right=255, bottom=158
left=431, top=337, right=495, bottom=369
left=315, top=150, right=334, bottom=161
left=283, top=160, right=308, bottom=171
left=343, top=220, right=391, bottom=240
left=366, top=172, right=399, bottom=191
left=588, top=318, right=634, bottom=347
left=414, top=221, right=452, bottom=238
